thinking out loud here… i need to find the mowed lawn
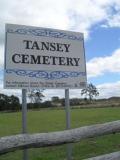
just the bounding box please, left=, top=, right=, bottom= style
left=0, top=107, right=120, bottom=160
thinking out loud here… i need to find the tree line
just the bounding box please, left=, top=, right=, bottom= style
left=0, top=83, right=99, bottom=111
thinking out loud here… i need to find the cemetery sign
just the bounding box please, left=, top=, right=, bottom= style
left=4, top=24, right=86, bottom=89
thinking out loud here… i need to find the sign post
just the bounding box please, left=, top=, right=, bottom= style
left=65, top=89, right=72, bottom=160
left=22, top=89, right=28, bottom=160
left=65, top=89, right=70, bottom=130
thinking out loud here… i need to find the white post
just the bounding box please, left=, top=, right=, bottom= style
left=22, top=89, right=28, bottom=160
left=65, top=89, right=72, bottom=160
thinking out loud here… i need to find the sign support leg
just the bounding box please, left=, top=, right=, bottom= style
left=22, top=89, right=28, bottom=160
left=65, top=89, right=72, bottom=160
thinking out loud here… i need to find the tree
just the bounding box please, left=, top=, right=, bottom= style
left=70, top=98, right=80, bottom=106
left=0, top=93, right=20, bottom=111
left=51, top=96, right=60, bottom=103
left=81, top=83, right=99, bottom=101
left=0, top=94, right=8, bottom=111
left=9, top=95, right=20, bottom=111
left=28, top=89, right=45, bottom=104
left=51, top=96, right=61, bottom=107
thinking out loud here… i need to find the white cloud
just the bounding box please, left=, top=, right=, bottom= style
left=104, top=0, right=120, bottom=28
left=0, top=0, right=120, bottom=43
left=97, top=81, right=120, bottom=98
left=87, top=48, right=120, bottom=78
left=0, top=0, right=70, bottom=34
left=107, top=14, right=120, bottom=28
left=68, top=0, right=108, bottom=38
left=69, top=0, right=120, bottom=36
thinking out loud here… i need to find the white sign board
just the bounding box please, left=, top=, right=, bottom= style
left=4, top=24, right=87, bottom=89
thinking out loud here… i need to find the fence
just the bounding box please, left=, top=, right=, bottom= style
left=0, top=120, right=120, bottom=159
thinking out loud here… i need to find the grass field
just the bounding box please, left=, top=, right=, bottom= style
left=0, top=107, right=120, bottom=159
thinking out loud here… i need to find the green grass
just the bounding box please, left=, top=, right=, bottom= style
left=0, top=107, right=120, bottom=159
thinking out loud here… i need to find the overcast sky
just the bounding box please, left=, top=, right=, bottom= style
left=1, top=0, right=120, bottom=100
